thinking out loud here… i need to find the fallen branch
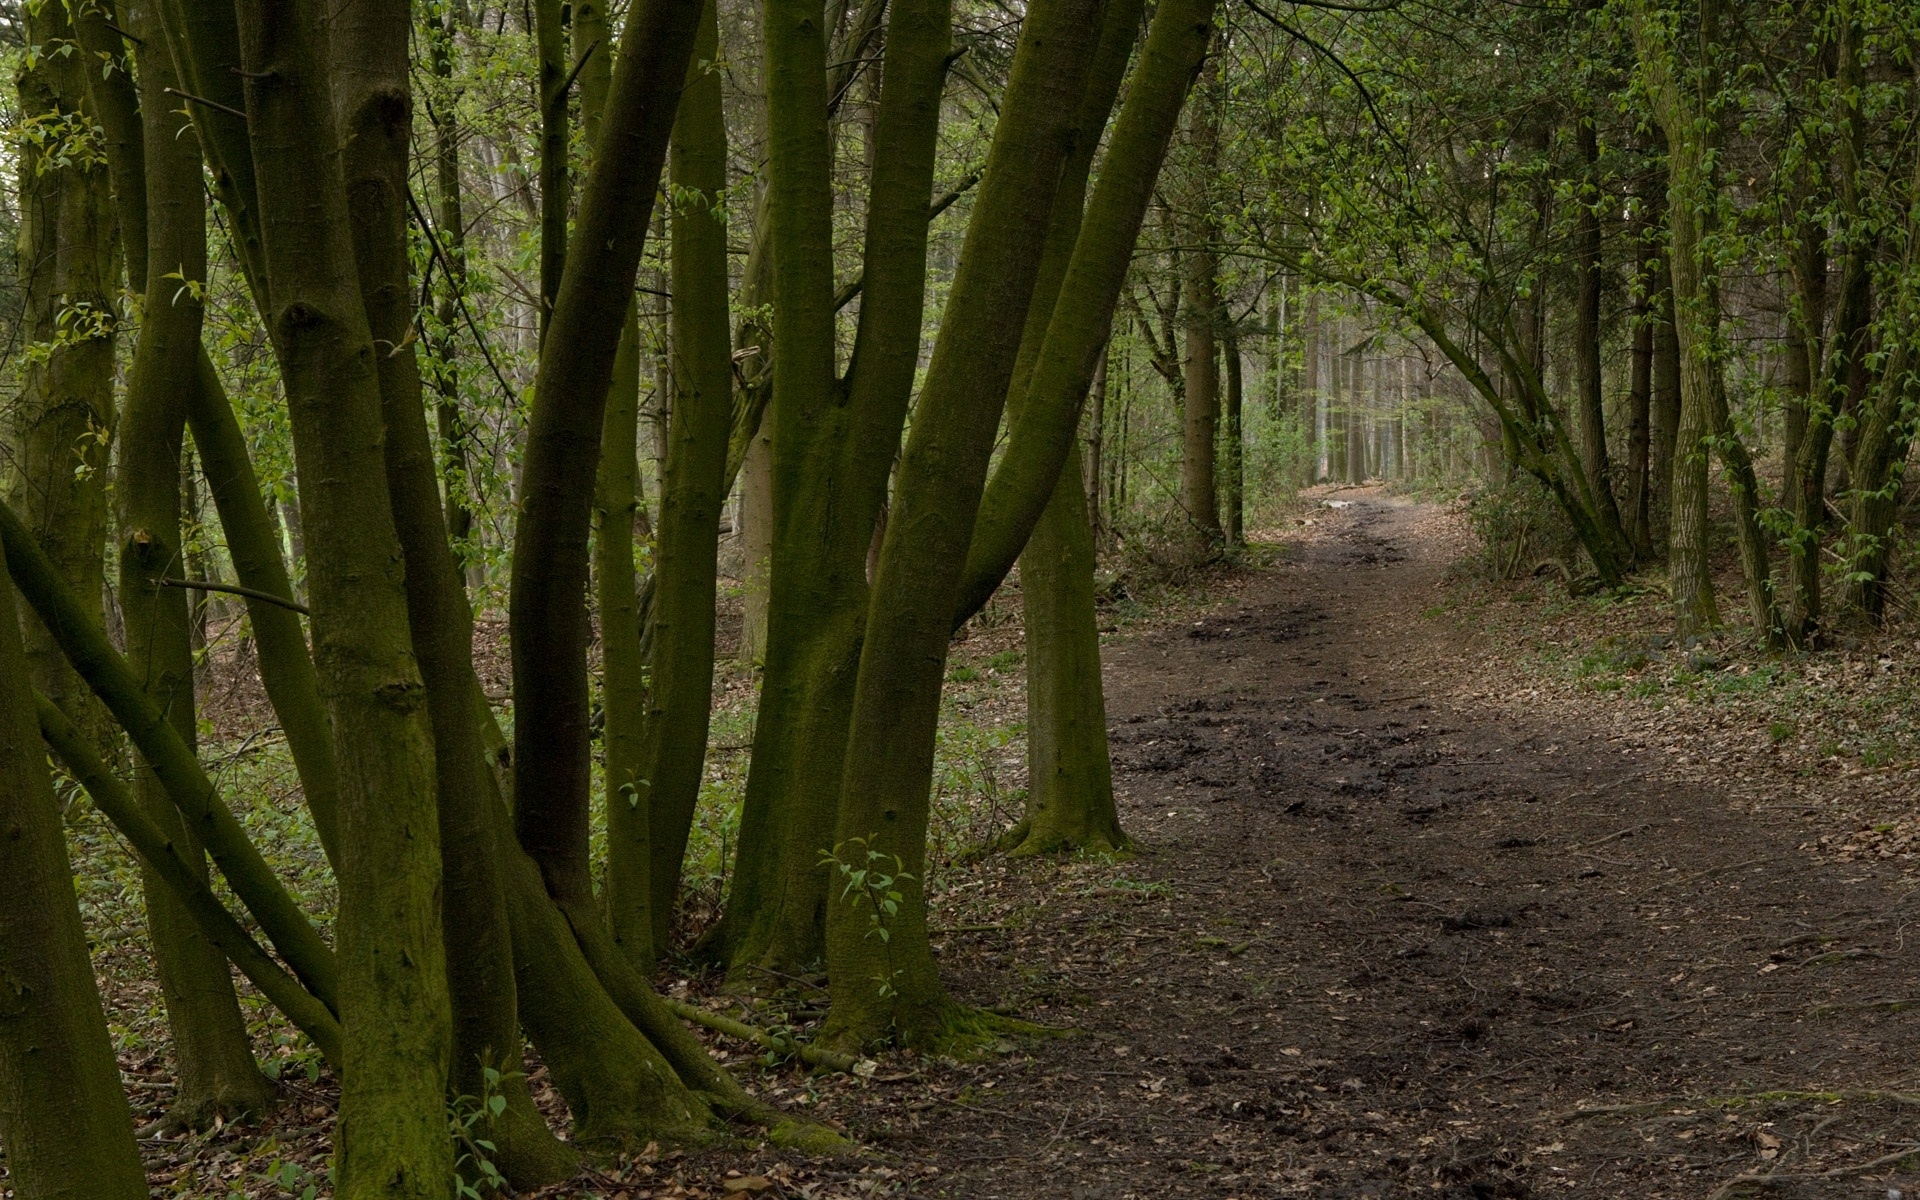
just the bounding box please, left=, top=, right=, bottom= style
left=663, top=997, right=867, bottom=1075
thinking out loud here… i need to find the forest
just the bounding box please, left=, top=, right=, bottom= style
left=4, top=0, right=1920, bottom=1194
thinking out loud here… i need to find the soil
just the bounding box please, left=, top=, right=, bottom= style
left=678, top=491, right=1920, bottom=1199
left=85, top=491, right=1920, bottom=1200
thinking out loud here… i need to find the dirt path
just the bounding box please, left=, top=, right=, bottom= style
left=756, top=493, right=1920, bottom=1200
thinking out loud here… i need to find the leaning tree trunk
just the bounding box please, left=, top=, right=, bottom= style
left=953, top=0, right=1218, bottom=625
left=117, top=8, right=276, bottom=1129
left=823, top=0, right=1108, bottom=1052
left=0, top=536, right=148, bottom=1200
left=508, top=0, right=703, bottom=921
left=988, top=0, right=1147, bottom=857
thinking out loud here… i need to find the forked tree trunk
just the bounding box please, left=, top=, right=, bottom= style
left=0, top=536, right=148, bottom=1200
left=117, top=7, right=276, bottom=1129
left=952, top=0, right=1218, bottom=624
left=718, top=0, right=955, bottom=981
left=327, top=1, right=574, bottom=1184
left=823, top=0, right=1109, bottom=1052
left=991, top=0, right=1147, bottom=856
left=1636, top=0, right=1776, bottom=641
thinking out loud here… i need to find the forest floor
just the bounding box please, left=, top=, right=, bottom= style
left=88, top=490, right=1920, bottom=1200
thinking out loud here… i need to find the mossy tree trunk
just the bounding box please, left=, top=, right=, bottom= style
left=509, top=0, right=703, bottom=918
left=645, top=0, right=737, bottom=952
left=326, top=1, right=576, bottom=1184
left=7, top=0, right=121, bottom=760
left=718, top=0, right=955, bottom=981
left=0, top=535, right=148, bottom=1200
left=954, top=0, right=1221, bottom=624
left=233, top=4, right=454, bottom=1192
left=1013, top=442, right=1125, bottom=856
left=1635, top=0, right=1776, bottom=641
left=118, top=6, right=276, bottom=1129
left=822, top=0, right=1109, bottom=1051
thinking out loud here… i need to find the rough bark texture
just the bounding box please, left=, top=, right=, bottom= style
left=233, top=3, right=454, bottom=1192
left=823, top=0, right=1109, bottom=1051
left=0, top=539, right=146, bottom=1200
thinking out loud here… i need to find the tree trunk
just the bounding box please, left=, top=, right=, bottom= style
left=1624, top=230, right=1654, bottom=559
left=118, top=7, right=276, bottom=1129
left=328, top=0, right=576, bottom=1183
left=1179, top=56, right=1224, bottom=549
left=1010, top=440, right=1125, bottom=856
left=717, top=0, right=956, bottom=980
left=1224, top=327, right=1245, bottom=544
left=576, top=0, right=656, bottom=972
left=1, top=498, right=340, bottom=1006
left=1575, top=118, right=1627, bottom=562
left=430, top=10, right=478, bottom=583
left=951, top=0, right=1215, bottom=623
left=508, top=0, right=702, bottom=913
left=645, top=0, right=737, bottom=953
left=737, top=410, right=775, bottom=663
left=0, top=535, right=148, bottom=1200
left=233, top=4, right=454, bottom=1192
left=7, top=0, right=121, bottom=761
left=823, top=0, right=1109, bottom=1052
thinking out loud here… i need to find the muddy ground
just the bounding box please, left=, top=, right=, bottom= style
left=106, top=493, right=1920, bottom=1200
left=678, top=493, right=1920, bottom=1200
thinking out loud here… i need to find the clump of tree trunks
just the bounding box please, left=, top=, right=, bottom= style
left=0, top=0, right=1213, bottom=1192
